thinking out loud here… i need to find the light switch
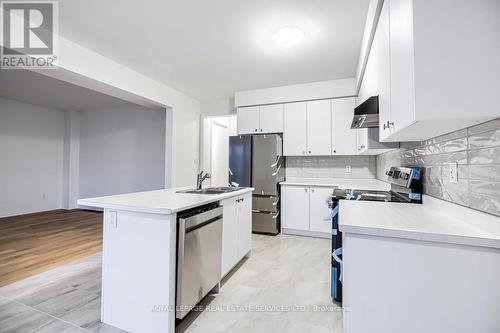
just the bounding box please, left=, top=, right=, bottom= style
left=346, top=165, right=351, bottom=174
left=449, top=162, right=458, bottom=184
left=109, top=210, right=118, bottom=228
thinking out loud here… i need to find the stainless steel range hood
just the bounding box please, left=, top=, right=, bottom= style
left=351, top=96, right=379, bottom=129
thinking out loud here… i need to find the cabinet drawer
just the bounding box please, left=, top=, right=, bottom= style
left=252, top=211, right=279, bottom=234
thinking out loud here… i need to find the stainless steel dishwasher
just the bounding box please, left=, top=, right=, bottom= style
left=176, top=203, right=223, bottom=320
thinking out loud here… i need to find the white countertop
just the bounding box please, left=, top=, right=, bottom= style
left=280, top=178, right=391, bottom=191
left=339, top=195, right=500, bottom=249
left=77, top=187, right=254, bottom=215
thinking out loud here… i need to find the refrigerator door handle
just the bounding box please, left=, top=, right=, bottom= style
left=272, top=211, right=280, bottom=219
left=270, top=156, right=280, bottom=168
left=272, top=196, right=280, bottom=206
left=271, top=164, right=281, bottom=176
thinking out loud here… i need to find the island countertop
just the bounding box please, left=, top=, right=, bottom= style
left=77, top=187, right=254, bottom=215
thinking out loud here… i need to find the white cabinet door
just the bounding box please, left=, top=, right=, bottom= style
left=237, top=106, right=260, bottom=134
left=356, top=128, right=368, bottom=154
left=309, top=187, right=333, bottom=234
left=237, top=193, right=252, bottom=259
left=377, top=0, right=393, bottom=141
left=306, top=100, right=332, bottom=156
left=331, top=98, right=357, bottom=155
left=259, top=104, right=283, bottom=133
left=281, top=186, right=310, bottom=231
left=221, top=197, right=239, bottom=276
left=283, top=102, right=307, bottom=156
left=389, top=0, right=415, bottom=134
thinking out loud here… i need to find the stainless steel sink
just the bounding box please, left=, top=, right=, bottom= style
left=177, top=187, right=243, bottom=194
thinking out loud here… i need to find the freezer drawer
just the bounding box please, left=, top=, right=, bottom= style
left=252, top=195, right=279, bottom=213
left=252, top=211, right=279, bottom=234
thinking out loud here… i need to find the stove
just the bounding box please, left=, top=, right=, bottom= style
left=329, top=167, right=423, bottom=303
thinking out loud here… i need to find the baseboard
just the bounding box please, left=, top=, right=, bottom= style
left=282, top=228, right=330, bottom=239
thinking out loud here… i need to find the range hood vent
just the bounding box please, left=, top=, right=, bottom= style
left=351, top=96, right=379, bottom=129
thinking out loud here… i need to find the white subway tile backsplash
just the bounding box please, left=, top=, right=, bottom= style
left=286, top=156, right=376, bottom=180
left=376, top=118, right=500, bottom=217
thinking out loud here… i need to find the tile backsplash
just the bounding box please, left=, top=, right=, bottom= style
left=376, top=118, right=500, bottom=217
left=286, top=156, right=377, bottom=179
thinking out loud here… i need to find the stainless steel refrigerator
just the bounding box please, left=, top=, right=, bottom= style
left=229, top=134, right=285, bottom=235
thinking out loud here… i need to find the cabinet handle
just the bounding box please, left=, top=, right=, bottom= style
left=333, top=150, right=337, bottom=154
left=383, top=121, right=394, bottom=130
left=311, top=189, right=315, bottom=193
left=302, top=150, right=306, bottom=155
left=260, top=129, right=263, bottom=132
left=304, top=188, right=308, bottom=192
left=254, top=129, right=258, bottom=132
left=308, top=150, right=311, bottom=154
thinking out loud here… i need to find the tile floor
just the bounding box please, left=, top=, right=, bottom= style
left=0, top=234, right=341, bottom=333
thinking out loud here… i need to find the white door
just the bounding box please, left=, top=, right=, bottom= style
left=281, top=186, right=310, bottom=231
left=237, top=193, right=252, bottom=259
left=221, top=197, right=239, bottom=276
left=377, top=0, right=393, bottom=141
left=237, top=106, right=260, bottom=134
left=389, top=0, right=416, bottom=134
left=309, top=187, right=333, bottom=234
left=210, top=120, right=229, bottom=187
left=283, top=102, right=307, bottom=156
left=307, top=100, right=332, bottom=156
left=331, top=98, right=357, bottom=155
left=259, top=104, right=283, bottom=133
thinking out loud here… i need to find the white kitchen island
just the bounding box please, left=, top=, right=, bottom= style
left=77, top=187, right=253, bottom=333
left=339, top=195, right=500, bottom=333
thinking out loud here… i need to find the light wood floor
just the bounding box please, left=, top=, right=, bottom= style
left=0, top=210, right=103, bottom=287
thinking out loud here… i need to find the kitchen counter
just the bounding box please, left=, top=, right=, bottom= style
left=77, top=187, right=254, bottom=215
left=341, top=195, right=500, bottom=333
left=339, top=195, right=500, bottom=249
left=76, top=187, right=253, bottom=333
left=280, top=178, right=390, bottom=191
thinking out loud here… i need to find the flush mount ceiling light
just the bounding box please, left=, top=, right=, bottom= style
left=273, top=26, right=304, bottom=48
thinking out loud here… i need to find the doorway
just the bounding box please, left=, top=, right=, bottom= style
left=201, top=115, right=237, bottom=187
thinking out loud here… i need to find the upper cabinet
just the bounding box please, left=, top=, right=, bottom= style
left=331, top=98, right=357, bottom=155
left=306, top=100, right=332, bottom=156
left=237, top=104, right=283, bottom=134
left=283, top=102, right=307, bottom=156
left=360, top=0, right=500, bottom=142
left=237, top=106, right=260, bottom=134
left=284, top=100, right=331, bottom=156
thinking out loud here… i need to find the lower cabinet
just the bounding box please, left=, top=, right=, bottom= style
left=308, top=187, right=333, bottom=234
left=221, top=192, right=252, bottom=277
left=281, top=185, right=332, bottom=237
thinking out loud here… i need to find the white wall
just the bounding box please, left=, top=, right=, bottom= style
left=201, top=98, right=236, bottom=116
left=0, top=97, right=65, bottom=217
left=79, top=106, right=166, bottom=199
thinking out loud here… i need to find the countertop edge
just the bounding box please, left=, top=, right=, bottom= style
left=339, top=224, right=500, bottom=250
left=77, top=187, right=254, bottom=215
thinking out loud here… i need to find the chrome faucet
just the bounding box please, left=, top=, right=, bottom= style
left=196, top=171, right=211, bottom=190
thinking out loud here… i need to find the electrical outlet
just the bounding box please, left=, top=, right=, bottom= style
left=109, top=210, right=118, bottom=228
left=346, top=165, right=351, bottom=174
left=449, top=162, right=458, bottom=184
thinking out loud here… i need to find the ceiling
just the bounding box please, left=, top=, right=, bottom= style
left=58, top=0, right=370, bottom=101
left=0, top=70, right=161, bottom=112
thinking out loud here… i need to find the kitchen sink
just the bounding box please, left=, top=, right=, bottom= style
left=177, top=187, right=243, bottom=194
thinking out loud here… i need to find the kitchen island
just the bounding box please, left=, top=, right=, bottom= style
left=339, top=195, right=500, bottom=333
left=77, top=187, right=253, bottom=333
